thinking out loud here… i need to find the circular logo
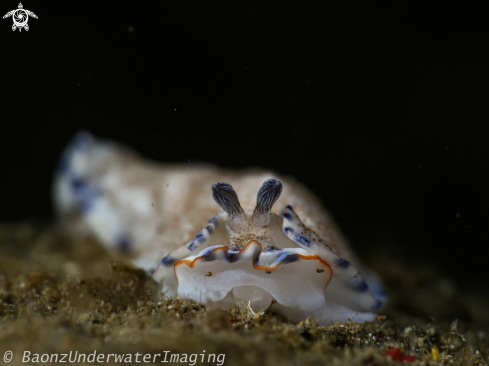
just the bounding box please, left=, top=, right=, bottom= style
left=12, top=9, right=28, bottom=27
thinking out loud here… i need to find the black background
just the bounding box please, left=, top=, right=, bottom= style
left=1, top=2, right=487, bottom=287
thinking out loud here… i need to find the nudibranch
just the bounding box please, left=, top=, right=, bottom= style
left=54, top=132, right=386, bottom=324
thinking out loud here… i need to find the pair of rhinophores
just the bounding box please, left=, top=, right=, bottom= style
left=54, top=132, right=386, bottom=324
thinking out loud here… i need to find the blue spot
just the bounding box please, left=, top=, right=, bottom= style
left=228, top=252, right=238, bottom=261
left=374, top=299, right=384, bottom=309
left=284, top=227, right=294, bottom=236
left=352, top=280, right=369, bottom=292
left=194, top=232, right=205, bottom=243
left=187, top=240, right=197, bottom=251
left=208, top=216, right=218, bottom=226
left=285, top=205, right=295, bottom=213
left=336, top=258, right=350, bottom=269
left=282, top=254, right=299, bottom=265
left=205, top=225, right=213, bottom=234
left=295, top=234, right=312, bottom=247
left=201, top=247, right=215, bottom=257
left=283, top=212, right=292, bottom=221
left=71, top=177, right=101, bottom=213
left=71, top=177, right=86, bottom=191
left=161, top=256, right=175, bottom=266
left=116, top=237, right=131, bottom=253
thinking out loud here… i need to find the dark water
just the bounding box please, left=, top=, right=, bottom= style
left=1, top=2, right=487, bottom=286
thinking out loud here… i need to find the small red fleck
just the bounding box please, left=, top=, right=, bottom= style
left=383, top=348, right=415, bottom=363
left=384, top=348, right=403, bottom=361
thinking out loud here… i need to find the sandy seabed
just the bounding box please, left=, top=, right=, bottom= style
left=0, top=222, right=488, bottom=366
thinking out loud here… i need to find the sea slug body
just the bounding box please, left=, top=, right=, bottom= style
left=54, top=131, right=386, bottom=324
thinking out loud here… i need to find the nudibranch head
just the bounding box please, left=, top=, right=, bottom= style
left=211, top=179, right=287, bottom=251
left=153, top=179, right=386, bottom=324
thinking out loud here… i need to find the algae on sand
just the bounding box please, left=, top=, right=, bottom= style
left=0, top=222, right=488, bottom=365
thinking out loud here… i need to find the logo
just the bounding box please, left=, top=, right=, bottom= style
left=3, top=3, right=37, bottom=32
